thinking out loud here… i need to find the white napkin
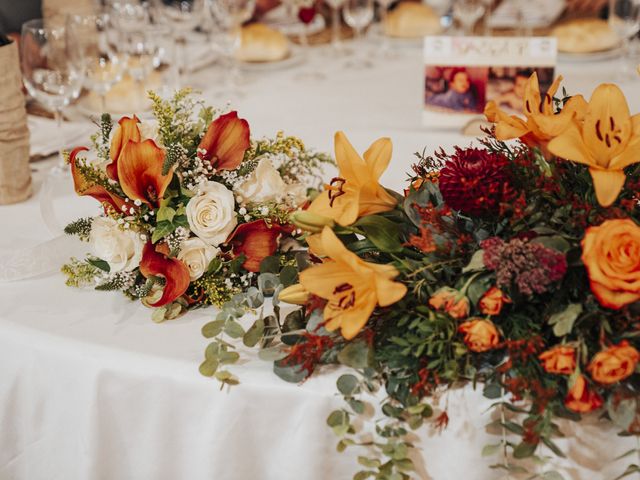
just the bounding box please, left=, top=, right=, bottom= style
left=28, top=116, right=95, bottom=160
left=488, top=0, right=566, bottom=29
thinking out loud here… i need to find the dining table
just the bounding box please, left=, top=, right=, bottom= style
left=1, top=33, right=640, bottom=480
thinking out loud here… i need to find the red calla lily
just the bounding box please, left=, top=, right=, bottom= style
left=107, top=115, right=141, bottom=181
left=228, top=219, right=291, bottom=272
left=117, top=139, right=172, bottom=208
left=69, top=146, right=127, bottom=214
left=139, top=242, right=190, bottom=307
left=198, top=111, right=250, bottom=171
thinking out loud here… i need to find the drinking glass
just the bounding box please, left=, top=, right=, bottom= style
left=325, top=0, right=347, bottom=53
left=20, top=19, right=85, bottom=174
left=151, top=0, right=206, bottom=86
left=376, top=0, right=394, bottom=57
left=210, top=0, right=256, bottom=98
left=452, top=0, right=485, bottom=35
left=343, top=0, right=374, bottom=68
left=609, top=0, right=640, bottom=81
left=67, top=13, right=126, bottom=113
left=107, top=0, right=151, bottom=32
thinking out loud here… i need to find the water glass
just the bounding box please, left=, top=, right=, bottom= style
left=609, top=0, right=640, bottom=81
left=452, top=0, right=485, bottom=35
left=343, top=0, right=374, bottom=68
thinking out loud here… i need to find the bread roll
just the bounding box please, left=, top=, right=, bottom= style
left=552, top=18, right=619, bottom=54
left=236, top=23, right=290, bottom=63
left=384, top=2, right=442, bottom=39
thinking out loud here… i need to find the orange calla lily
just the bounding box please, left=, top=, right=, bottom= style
left=484, top=73, right=587, bottom=154
left=198, top=111, right=250, bottom=171
left=139, top=242, right=190, bottom=307
left=117, top=139, right=172, bottom=208
left=299, top=227, right=407, bottom=340
left=107, top=115, right=141, bottom=181
left=228, top=219, right=292, bottom=272
left=548, top=83, right=640, bottom=207
left=307, top=131, right=398, bottom=227
left=69, top=146, right=127, bottom=214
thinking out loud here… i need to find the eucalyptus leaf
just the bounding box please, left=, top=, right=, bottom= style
left=541, top=471, right=565, bottom=480
left=244, top=287, right=264, bottom=309
left=548, top=303, right=582, bottom=337
left=513, top=441, right=537, bottom=458
left=531, top=235, right=571, bottom=253
left=607, top=396, right=637, bottom=431
left=243, top=318, right=265, bottom=347
left=224, top=320, right=246, bottom=339
left=258, top=273, right=280, bottom=296
left=199, top=358, right=218, bottom=377
left=354, top=215, right=403, bottom=253
left=462, top=249, right=485, bottom=273
left=337, top=340, right=373, bottom=369
left=337, top=374, right=359, bottom=396
left=481, top=443, right=502, bottom=457
left=202, top=319, right=226, bottom=338
left=273, top=359, right=307, bottom=383
left=258, top=347, right=288, bottom=362
left=259, top=256, right=280, bottom=274
left=279, top=266, right=298, bottom=287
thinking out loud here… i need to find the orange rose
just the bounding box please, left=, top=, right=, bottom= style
left=564, top=375, right=603, bottom=413
left=581, top=219, right=640, bottom=309
left=429, top=287, right=470, bottom=319
left=478, top=287, right=511, bottom=316
left=539, top=345, right=576, bottom=375
left=458, top=319, right=500, bottom=352
left=587, top=341, right=640, bottom=385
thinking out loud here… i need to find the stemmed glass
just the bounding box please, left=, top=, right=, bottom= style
left=343, top=0, right=374, bottom=68
left=67, top=13, right=126, bottom=114
left=376, top=0, right=394, bottom=57
left=295, top=6, right=327, bottom=80
left=452, top=0, right=485, bottom=36
left=209, top=0, right=256, bottom=98
left=151, top=0, right=206, bottom=87
left=609, top=0, right=640, bottom=82
left=20, top=19, right=85, bottom=174
left=325, top=0, right=348, bottom=54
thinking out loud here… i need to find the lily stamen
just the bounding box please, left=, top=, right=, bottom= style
left=327, top=177, right=347, bottom=207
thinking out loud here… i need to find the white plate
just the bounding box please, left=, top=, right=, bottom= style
left=558, top=47, right=623, bottom=63
left=238, top=46, right=305, bottom=71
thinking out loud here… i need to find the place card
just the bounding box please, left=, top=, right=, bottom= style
left=422, top=36, right=557, bottom=130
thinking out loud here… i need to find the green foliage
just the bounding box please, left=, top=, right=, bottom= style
left=64, top=217, right=93, bottom=241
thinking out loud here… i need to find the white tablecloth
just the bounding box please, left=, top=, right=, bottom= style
left=2, top=38, right=640, bottom=480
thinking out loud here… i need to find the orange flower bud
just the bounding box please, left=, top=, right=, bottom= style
left=458, top=319, right=500, bottom=353
left=539, top=345, right=576, bottom=375
left=587, top=341, right=640, bottom=385
left=564, top=375, right=603, bottom=413
left=478, top=286, right=511, bottom=316
left=429, top=287, right=470, bottom=320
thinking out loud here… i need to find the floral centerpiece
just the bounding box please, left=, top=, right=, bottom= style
left=62, top=90, right=331, bottom=323
left=235, top=74, right=640, bottom=479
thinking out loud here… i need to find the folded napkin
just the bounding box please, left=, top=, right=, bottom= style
left=488, top=0, right=566, bottom=29
left=28, top=116, right=95, bottom=160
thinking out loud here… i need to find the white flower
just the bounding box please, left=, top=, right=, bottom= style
left=186, top=181, right=237, bottom=246
left=236, top=157, right=287, bottom=204
left=89, top=216, right=144, bottom=272
left=177, top=237, right=219, bottom=281
left=138, top=120, right=163, bottom=146
left=284, top=182, right=307, bottom=207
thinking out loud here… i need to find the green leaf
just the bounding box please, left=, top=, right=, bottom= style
left=224, top=321, right=246, bottom=339
left=151, top=220, right=175, bottom=243
left=258, top=347, right=288, bottom=362
left=541, top=437, right=566, bottom=458
left=327, top=410, right=349, bottom=427
left=337, top=374, right=360, bottom=396
left=337, top=340, right=373, bottom=369
left=243, top=318, right=265, bottom=347
left=87, top=258, right=110, bottom=272
left=244, top=287, right=264, bottom=308
left=353, top=471, right=374, bottom=480
left=218, top=350, right=240, bottom=365
left=541, top=471, right=565, bottom=480
left=354, top=215, right=403, bottom=253
left=202, top=320, right=225, bottom=338
left=613, top=464, right=640, bottom=480
left=156, top=206, right=176, bottom=223
left=349, top=399, right=365, bottom=414
left=279, top=266, right=298, bottom=287
left=257, top=273, right=280, bottom=296
left=462, top=249, right=485, bottom=273
left=206, top=257, right=222, bottom=274
left=531, top=235, right=571, bottom=253
left=273, top=360, right=307, bottom=383
left=481, top=443, right=502, bottom=457
left=199, top=358, right=218, bottom=377
left=501, top=421, right=525, bottom=435
left=549, top=303, right=583, bottom=337
left=259, top=256, right=280, bottom=274
left=151, top=307, right=168, bottom=323
left=393, top=458, right=414, bottom=472
left=513, top=441, right=537, bottom=459
left=483, top=383, right=503, bottom=400
left=608, top=396, right=637, bottom=431
left=615, top=449, right=639, bottom=461
left=358, top=457, right=381, bottom=469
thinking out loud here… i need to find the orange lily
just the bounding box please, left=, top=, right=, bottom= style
left=69, top=146, right=127, bottom=214
left=117, top=139, right=172, bottom=208
left=548, top=83, right=640, bottom=207
left=198, top=111, right=250, bottom=170
left=484, top=73, right=587, bottom=154
left=307, top=131, right=398, bottom=227
left=299, top=227, right=407, bottom=340
left=107, top=115, right=141, bottom=181
left=227, top=219, right=292, bottom=272
left=139, top=242, right=190, bottom=307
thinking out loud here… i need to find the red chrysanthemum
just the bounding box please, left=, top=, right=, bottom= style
left=438, top=148, right=513, bottom=216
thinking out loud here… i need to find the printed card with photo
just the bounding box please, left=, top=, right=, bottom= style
left=423, top=36, right=557, bottom=129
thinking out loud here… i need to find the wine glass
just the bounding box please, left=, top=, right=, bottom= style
left=151, top=0, right=206, bottom=87
left=209, top=0, right=256, bottom=98
left=343, top=0, right=374, bottom=68
left=452, top=0, right=485, bottom=36
left=609, top=0, right=640, bottom=82
left=376, top=0, right=394, bottom=57
left=107, top=0, right=151, bottom=31
left=67, top=13, right=126, bottom=114
left=325, top=0, right=348, bottom=53
left=20, top=19, right=85, bottom=174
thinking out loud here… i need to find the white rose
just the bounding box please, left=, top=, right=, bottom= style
left=89, top=216, right=144, bottom=272
left=186, top=181, right=237, bottom=246
left=177, top=237, right=219, bottom=281
left=284, top=183, right=308, bottom=208
left=138, top=120, right=163, bottom=147
left=237, top=157, right=287, bottom=204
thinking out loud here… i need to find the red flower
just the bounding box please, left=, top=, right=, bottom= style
left=564, top=375, right=603, bottom=413
left=139, top=242, right=190, bottom=307
left=198, top=111, right=250, bottom=171
left=69, top=146, right=127, bottom=214
left=227, top=219, right=291, bottom=272
left=107, top=115, right=141, bottom=181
